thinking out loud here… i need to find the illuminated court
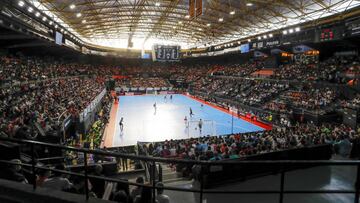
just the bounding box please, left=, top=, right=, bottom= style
left=109, top=94, right=265, bottom=147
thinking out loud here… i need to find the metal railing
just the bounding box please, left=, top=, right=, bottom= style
left=0, top=136, right=359, bottom=203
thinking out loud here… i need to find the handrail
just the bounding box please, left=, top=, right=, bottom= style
left=1, top=136, right=360, bottom=203
left=0, top=137, right=359, bottom=166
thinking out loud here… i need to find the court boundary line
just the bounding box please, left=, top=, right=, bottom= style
left=182, top=93, right=272, bottom=130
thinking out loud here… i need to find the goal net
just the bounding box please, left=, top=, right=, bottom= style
left=187, top=120, right=216, bottom=137
left=146, top=89, right=157, bottom=95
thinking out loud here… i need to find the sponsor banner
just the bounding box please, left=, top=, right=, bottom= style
left=125, top=92, right=134, bottom=96
left=112, top=75, right=129, bottom=79
left=265, top=40, right=280, bottom=47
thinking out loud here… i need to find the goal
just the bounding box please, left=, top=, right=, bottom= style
left=146, top=89, right=157, bottom=95
left=187, top=120, right=216, bottom=137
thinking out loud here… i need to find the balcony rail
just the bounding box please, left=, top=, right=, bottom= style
left=0, top=136, right=359, bottom=203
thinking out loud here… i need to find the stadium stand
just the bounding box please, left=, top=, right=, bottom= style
left=1, top=0, right=360, bottom=203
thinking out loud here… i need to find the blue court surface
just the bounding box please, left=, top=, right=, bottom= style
left=113, top=94, right=264, bottom=146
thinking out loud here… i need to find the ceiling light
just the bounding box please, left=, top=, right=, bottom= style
left=246, top=2, right=253, bottom=7
left=289, top=28, right=294, bottom=33
left=86, top=25, right=90, bottom=28
left=198, top=28, right=202, bottom=31
left=206, top=23, right=211, bottom=27
left=60, top=28, right=64, bottom=32
left=64, top=31, right=67, bottom=34
left=155, top=2, right=160, bottom=6
left=42, top=17, right=47, bottom=21
left=263, top=35, right=267, bottom=39
left=295, top=27, right=301, bottom=32
left=218, top=18, right=223, bottom=22
left=269, top=33, right=273, bottom=37
left=55, top=24, right=58, bottom=28
left=230, top=11, right=235, bottom=15
left=27, top=7, right=33, bottom=13
left=49, top=21, right=53, bottom=25
left=185, top=15, right=190, bottom=19
left=35, top=12, right=40, bottom=17
left=18, top=1, right=25, bottom=7
left=82, top=19, right=86, bottom=23
left=172, top=26, right=176, bottom=29
left=69, top=4, right=76, bottom=9
left=282, top=30, right=288, bottom=35
left=178, top=21, right=182, bottom=24
left=258, top=36, right=261, bottom=40
left=76, top=13, right=82, bottom=18
left=248, top=39, right=251, bottom=42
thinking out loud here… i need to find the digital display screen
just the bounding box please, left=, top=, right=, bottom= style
left=55, top=31, right=63, bottom=45
left=152, top=45, right=180, bottom=61
left=142, top=53, right=151, bottom=59
left=240, top=43, right=249, bottom=53
left=320, top=28, right=334, bottom=41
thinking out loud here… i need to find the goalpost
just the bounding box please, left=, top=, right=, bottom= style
left=187, top=120, right=216, bottom=137
left=145, top=89, right=157, bottom=95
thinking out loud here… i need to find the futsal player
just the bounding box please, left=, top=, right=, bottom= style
left=153, top=102, right=157, bottom=114
left=184, top=116, right=188, bottom=128
left=170, top=95, right=173, bottom=100
left=198, top=119, right=203, bottom=134
left=189, top=107, right=194, bottom=117
left=119, top=117, right=124, bottom=132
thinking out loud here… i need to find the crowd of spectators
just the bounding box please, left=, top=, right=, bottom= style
left=278, top=86, right=338, bottom=111
left=0, top=55, right=123, bottom=84
left=342, top=94, right=360, bottom=110
left=0, top=77, right=105, bottom=137
left=272, top=56, right=360, bottom=83
left=116, top=77, right=170, bottom=88
left=211, top=62, right=263, bottom=77
left=142, top=123, right=357, bottom=162
left=192, top=77, right=289, bottom=106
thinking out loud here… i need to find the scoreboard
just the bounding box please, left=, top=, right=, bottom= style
left=320, top=28, right=334, bottom=41
left=152, top=45, right=181, bottom=61
left=317, top=25, right=344, bottom=42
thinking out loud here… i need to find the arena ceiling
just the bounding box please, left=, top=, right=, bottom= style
left=28, top=0, right=360, bottom=49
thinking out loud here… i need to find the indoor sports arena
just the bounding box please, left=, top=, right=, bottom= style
left=1, top=0, right=360, bottom=203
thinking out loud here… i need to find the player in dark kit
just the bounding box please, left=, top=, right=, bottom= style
left=189, top=107, right=194, bottom=117
left=198, top=119, right=203, bottom=134
left=153, top=102, right=157, bottom=114
left=119, top=117, right=124, bottom=132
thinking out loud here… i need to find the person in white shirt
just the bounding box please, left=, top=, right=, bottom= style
left=156, top=182, right=170, bottom=203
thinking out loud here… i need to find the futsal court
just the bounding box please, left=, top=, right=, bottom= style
left=106, top=94, right=266, bottom=147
